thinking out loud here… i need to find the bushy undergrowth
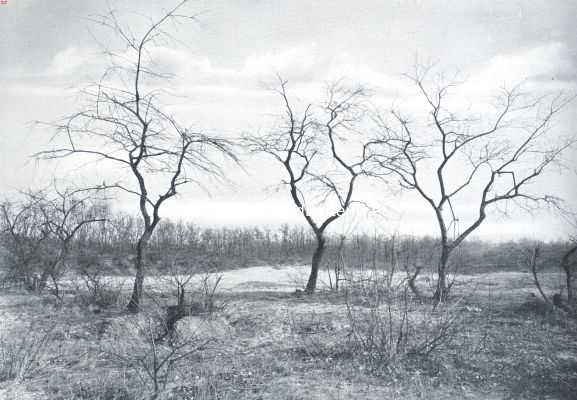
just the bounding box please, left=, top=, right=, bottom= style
left=0, top=325, right=56, bottom=383
left=74, top=268, right=126, bottom=310
left=53, top=375, right=132, bottom=400
left=289, top=268, right=463, bottom=375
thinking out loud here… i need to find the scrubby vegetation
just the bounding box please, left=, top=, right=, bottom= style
left=2, top=1, right=576, bottom=399
left=1, top=206, right=576, bottom=399
left=0, top=263, right=576, bottom=399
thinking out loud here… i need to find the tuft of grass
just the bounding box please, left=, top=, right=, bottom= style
left=0, top=325, right=57, bottom=383
left=53, top=377, right=133, bottom=400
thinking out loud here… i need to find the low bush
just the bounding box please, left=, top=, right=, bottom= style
left=101, top=311, right=214, bottom=399
left=75, top=269, right=125, bottom=310
left=344, top=279, right=461, bottom=371
left=0, top=325, right=56, bottom=383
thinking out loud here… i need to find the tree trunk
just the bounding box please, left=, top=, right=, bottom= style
left=127, top=233, right=150, bottom=312
left=408, top=266, right=424, bottom=299
left=305, top=234, right=326, bottom=294
left=567, top=270, right=573, bottom=304
left=177, top=283, right=185, bottom=308
left=561, top=244, right=577, bottom=304
left=433, top=246, right=450, bottom=302
left=530, top=246, right=549, bottom=303
left=127, top=261, right=144, bottom=313
left=38, top=269, right=49, bottom=292
left=50, top=272, right=61, bottom=300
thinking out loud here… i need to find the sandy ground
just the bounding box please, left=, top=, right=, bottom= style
left=0, top=268, right=575, bottom=400
left=85, top=265, right=547, bottom=294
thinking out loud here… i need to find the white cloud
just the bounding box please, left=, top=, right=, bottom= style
left=2, top=83, right=75, bottom=97
left=145, top=43, right=325, bottom=90
left=6, top=42, right=408, bottom=109
left=388, top=42, right=577, bottom=120
left=144, top=43, right=406, bottom=96
left=11, top=41, right=574, bottom=125
left=243, top=44, right=321, bottom=78
left=467, top=42, right=576, bottom=93
left=47, top=47, right=99, bottom=76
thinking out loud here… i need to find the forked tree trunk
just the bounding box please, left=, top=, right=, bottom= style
left=127, top=232, right=151, bottom=312
left=305, top=234, right=326, bottom=294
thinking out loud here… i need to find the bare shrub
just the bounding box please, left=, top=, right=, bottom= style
left=340, top=266, right=396, bottom=307
left=102, top=312, right=213, bottom=400
left=161, top=254, right=195, bottom=309
left=286, top=269, right=461, bottom=373
left=326, top=236, right=347, bottom=291
left=150, top=266, right=226, bottom=345
left=158, top=253, right=225, bottom=315
left=194, top=272, right=225, bottom=316
left=0, top=325, right=56, bottom=383
left=75, top=269, right=125, bottom=310
left=343, top=278, right=461, bottom=372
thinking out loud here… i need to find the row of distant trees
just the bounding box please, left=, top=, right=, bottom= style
left=0, top=188, right=572, bottom=285
left=73, top=220, right=577, bottom=280
left=1, top=0, right=575, bottom=310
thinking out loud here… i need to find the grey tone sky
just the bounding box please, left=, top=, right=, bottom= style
left=1, top=0, right=576, bottom=240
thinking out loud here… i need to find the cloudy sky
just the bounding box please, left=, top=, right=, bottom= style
left=1, top=0, right=576, bottom=240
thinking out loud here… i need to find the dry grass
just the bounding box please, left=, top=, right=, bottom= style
left=0, top=271, right=575, bottom=399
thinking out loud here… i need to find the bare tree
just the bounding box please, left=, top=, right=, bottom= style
left=36, top=1, right=237, bottom=311
left=524, top=244, right=550, bottom=304
left=369, top=65, right=574, bottom=301
left=1, top=185, right=106, bottom=298
left=244, top=79, right=377, bottom=293
left=1, top=196, right=50, bottom=290
left=32, top=186, right=107, bottom=299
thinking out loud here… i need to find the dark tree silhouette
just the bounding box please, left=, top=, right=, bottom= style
left=244, top=79, right=382, bottom=293
left=1, top=185, right=106, bottom=298
left=369, top=65, right=574, bottom=301
left=36, top=1, right=237, bottom=311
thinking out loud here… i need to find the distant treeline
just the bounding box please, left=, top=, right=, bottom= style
left=53, top=212, right=567, bottom=276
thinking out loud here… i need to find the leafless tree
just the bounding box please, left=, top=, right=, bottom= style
left=524, top=244, right=550, bottom=303
left=369, top=65, right=574, bottom=301
left=36, top=1, right=237, bottom=311
left=35, top=186, right=107, bottom=299
left=244, top=79, right=379, bottom=293
left=1, top=196, right=50, bottom=289
left=1, top=185, right=106, bottom=298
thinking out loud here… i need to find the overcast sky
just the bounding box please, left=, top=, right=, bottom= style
left=1, top=0, right=576, bottom=240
